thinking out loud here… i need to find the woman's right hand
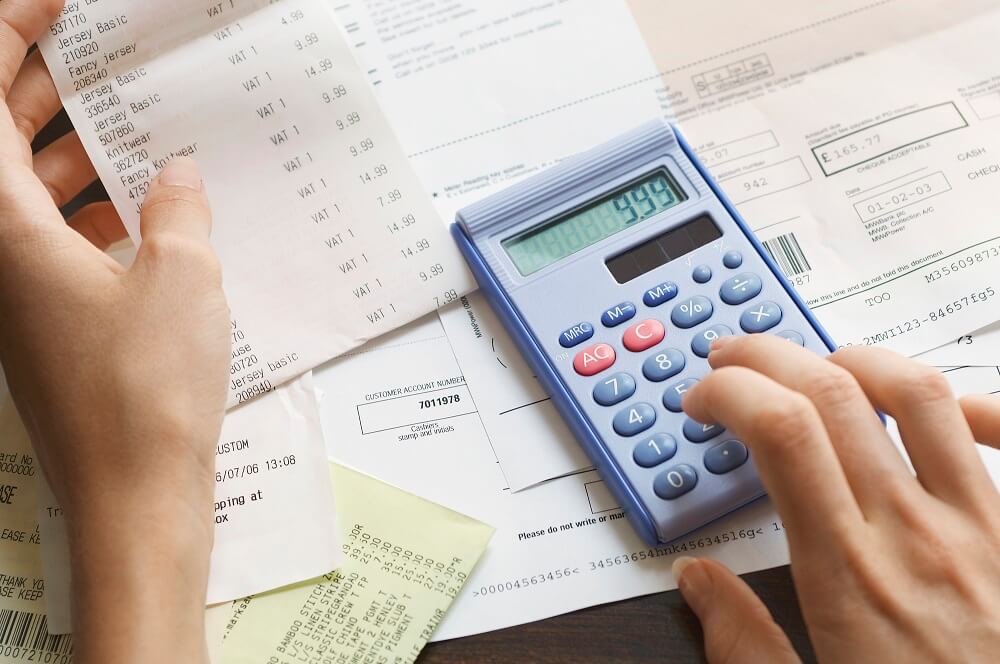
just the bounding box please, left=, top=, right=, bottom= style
left=676, top=336, right=1000, bottom=663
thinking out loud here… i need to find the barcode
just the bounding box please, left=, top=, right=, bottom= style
left=763, top=232, right=812, bottom=277
left=0, top=609, right=73, bottom=655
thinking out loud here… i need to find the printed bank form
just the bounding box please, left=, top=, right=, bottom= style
left=37, top=0, right=474, bottom=410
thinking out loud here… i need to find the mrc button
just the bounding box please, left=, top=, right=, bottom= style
left=601, top=302, right=636, bottom=327
left=558, top=322, right=594, bottom=348
left=573, top=343, right=616, bottom=376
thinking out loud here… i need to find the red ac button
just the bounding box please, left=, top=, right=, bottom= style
left=573, top=343, right=616, bottom=376
left=622, top=319, right=665, bottom=352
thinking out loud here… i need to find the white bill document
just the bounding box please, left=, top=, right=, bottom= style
left=38, top=0, right=473, bottom=410
left=626, top=0, right=998, bottom=122
left=331, top=0, right=666, bottom=489
left=334, top=0, right=1000, bottom=487
left=313, top=316, right=795, bottom=640
left=676, top=9, right=1000, bottom=356
left=36, top=373, right=340, bottom=634
left=439, top=295, right=590, bottom=491
left=919, top=323, right=1000, bottom=366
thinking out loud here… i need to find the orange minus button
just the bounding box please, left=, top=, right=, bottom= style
left=622, top=319, right=665, bottom=352
left=573, top=343, right=616, bottom=376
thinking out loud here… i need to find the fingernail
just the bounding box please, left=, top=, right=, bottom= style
left=157, top=157, right=202, bottom=191
left=672, top=556, right=711, bottom=610
left=710, top=336, right=737, bottom=352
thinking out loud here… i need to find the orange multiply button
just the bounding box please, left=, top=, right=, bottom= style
left=622, top=319, right=665, bottom=352
left=573, top=343, right=616, bottom=376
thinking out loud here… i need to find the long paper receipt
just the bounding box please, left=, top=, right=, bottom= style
left=37, top=0, right=473, bottom=409
left=220, top=464, right=494, bottom=663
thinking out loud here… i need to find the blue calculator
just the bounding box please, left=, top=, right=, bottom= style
left=451, top=121, right=836, bottom=546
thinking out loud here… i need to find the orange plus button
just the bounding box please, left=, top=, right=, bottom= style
left=573, top=343, right=616, bottom=376
left=622, top=319, right=665, bottom=352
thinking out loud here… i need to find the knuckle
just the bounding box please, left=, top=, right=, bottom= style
left=750, top=394, right=816, bottom=451
left=141, top=188, right=206, bottom=217
left=141, top=233, right=211, bottom=267
left=893, top=365, right=953, bottom=405
left=803, top=365, right=863, bottom=408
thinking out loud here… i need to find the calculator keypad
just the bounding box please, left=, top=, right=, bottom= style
left=613, top=403, right=656, bottom=436
left=632, top=433, right=677, bottom=468
left=719, top=273, right=762, bottom=305
left=622, top=320, right=665, bottom=352
left=653, top=464, right=698, bottom=500
left=559, top=322, right=595, bottom=348
left=573, top=343, right=616, bottom=376
left=740, top=301, right=783, bottom=333
left=592, top=372, right=636, bottom=406
left=704, top=440, right=749, bottom=474
left=670, top=296, right=714, bottom=329
left=641, top=348, right=686, bottom=382
left=662, top=378, right=699, bottom=412
left=551, top=241, right=814, bottom=525
left=601, top=302, right=636, bottom=327
left=683, top=418, right=725, bottom=443
left=691, top=324, right=734, bottom=358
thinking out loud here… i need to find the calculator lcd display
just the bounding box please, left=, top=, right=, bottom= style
left=502, top=170, right=687, bottom=276
left=605, top=214, right=723, bottom=283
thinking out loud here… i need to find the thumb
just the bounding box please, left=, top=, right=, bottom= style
left=673, top=557, right=800, bottom=664
left=137, top=157, right=213, bottom=246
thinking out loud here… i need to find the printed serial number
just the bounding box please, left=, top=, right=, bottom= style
left=473, top=567, right=581, bottom=597
left=924, top=246, right=1000, bottom=283
left=419, top=394, right=461, bottom=409
left=861, top=287, right=997, bottom=345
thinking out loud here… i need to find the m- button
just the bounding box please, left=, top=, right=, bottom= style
left=601, top=302, right=636, bottom=327
left=573, top=343, right=616, bottom=376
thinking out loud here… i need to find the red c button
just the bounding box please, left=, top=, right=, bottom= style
left=573, top=343, right=616, bottom=376
left=623, top=319, right=665, bottom=352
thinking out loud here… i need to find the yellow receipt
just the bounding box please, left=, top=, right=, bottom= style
left=220, top=464, right=494, bottom=663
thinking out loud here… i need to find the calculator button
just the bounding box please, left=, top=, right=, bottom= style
left=740, top=301, right=783, bottom=333
left=613, top=403, right=656, bottom=437
left=643, top=281, right=679, bottom=307
left=642, top=348, right=686, bottom=382
left=558, top=322, right=594, bottom=348
left=601, top=302, right=636, bottom=327
left=633, top=433, right=677, bottom=468
left=776, top=330, right=805, bottom=346
left=683, top=418, right=725, bottom=443
left=592, top=372, right=636, bottom=406
left=662, top=378, right=699, bottom=412
left=704, top=440, right=749, bottom=474
left=691, top=324, right=734, bottom=358
left=719, top=273, right=763, bottom=305
left=573, top=343, right=616, bottom=376
left=692, top=265, right=713, bottom=283
left=653, top=464, right=698, bottom=500
left=723, top=250, right=743, bottom=269
left=670, top=296, right=714, bottom=329
left=622, top=319, right=665, bottom=352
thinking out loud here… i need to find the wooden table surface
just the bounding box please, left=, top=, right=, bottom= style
left=41, top=111, right=817, bottom=664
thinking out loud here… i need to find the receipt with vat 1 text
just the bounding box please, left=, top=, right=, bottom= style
left=37, top=0, right=474, bottom=411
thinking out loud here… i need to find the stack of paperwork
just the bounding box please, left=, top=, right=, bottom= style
left=1, top=0, right=999, bottom=661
